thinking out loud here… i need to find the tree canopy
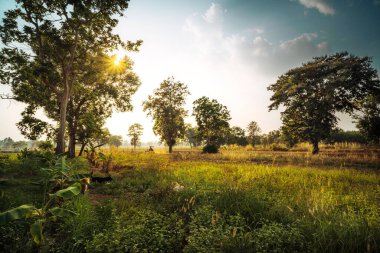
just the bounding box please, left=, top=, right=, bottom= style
left=0, top=0, right=141, bottom=154
left=108, top=135, right=123, bottom=148
left=355, top=95, right=380, bottom=144
left=128, top=123, right=143, bottom=150
left=246, top=121, right=261, bottom=147
left=268, top=52, right=380, bottom=154
left=192, top=96, right=231, bottom=148
left=143, top=77, right=190, bottom=153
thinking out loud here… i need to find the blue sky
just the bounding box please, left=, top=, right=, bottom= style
left=1, top=0, right=380, bottom=142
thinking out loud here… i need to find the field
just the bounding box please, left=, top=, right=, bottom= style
left=0, top=144, right=379, bottom=253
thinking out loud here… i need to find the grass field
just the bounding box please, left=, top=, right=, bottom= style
left=0, top=145, right=379, bottom=252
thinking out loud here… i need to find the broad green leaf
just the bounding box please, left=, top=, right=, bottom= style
left=98, top=152, right=106, bottom=161
left=50, top=182, right=82, bottom=199
left=49, top=207, right=77, bottom=217
left=0, top=204, right=37, bottom=225
left=30, top=220, right=44, bottom=245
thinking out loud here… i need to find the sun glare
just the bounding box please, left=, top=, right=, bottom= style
left=113, top=50, right=125, bottom=66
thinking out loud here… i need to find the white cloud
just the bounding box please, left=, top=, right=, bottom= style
left=252, top=36, right=272, bottom=57
left=297, top=0, right=335, bottom=15
left=181, top=3, right=330, bottom=132
left=203, top=3, right=225, bottom=24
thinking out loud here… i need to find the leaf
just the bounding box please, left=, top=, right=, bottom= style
left=49, top=207, right=77, bottom=217
left=50, top=182, right=82, bottom=199
left=0, top=204, right=37, bottom=225
left=30, top=220, right=44, bottom=245
left=98, top=152, right=106, bottom=161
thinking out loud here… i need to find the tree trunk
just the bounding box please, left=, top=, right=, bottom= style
left=78, top=143, right=86, bottom=156
left=312, top=141, right=319, bottom=155
left=56, top=86, right=70, bottom=155
left=68, top=128, right=76, bottom=158
left=169, top=145, right=173, bottom=153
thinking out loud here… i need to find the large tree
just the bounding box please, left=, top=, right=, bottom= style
left=268, top=52, right=380, bottom=154
left=246, top=121, right=261, bottom=147
left=0, top=0, right=137, bottom=154
left=143, top=77, right=190, bottom=153
left=192, top=96, right=231, bottom=147
left=128, top=123, right=143, bottom=150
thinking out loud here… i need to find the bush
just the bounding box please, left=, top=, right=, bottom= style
left=202, top=144, right=219, bottom=153
left=86, top=208, right=185, bottom=253
left=184, top=205, right=255, bottom=253
left=253, top=222, right=307, bottom=253
left=269, top=143, right=289, bottom=151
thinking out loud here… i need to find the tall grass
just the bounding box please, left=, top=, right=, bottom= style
left=1, top=147, right=379, bottom=252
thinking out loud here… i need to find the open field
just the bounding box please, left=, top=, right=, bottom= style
left=0, top=146, right=379, bottom=252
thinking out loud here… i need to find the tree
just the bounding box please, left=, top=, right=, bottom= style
left=268, top=52, right=380, bottom=154
left=246, top=121, right=261, bottom=146
left=0, top=137, right=15, bottom=148
left=184, top=124, right=201, bottom=148
left=143, top=77, right=190, bottom=153
left=64, top=53, right=140, bottom=157
left=128, top=123, right=143, bottom=150
left=76, top=113, right=110, bottom=156
left=12, top=141, right=28, bottom=150
left=226, top=126, right=248, bottom=146
left=192, top=97, right=231, bottom=149
left=355, top=95, right=380, bottom=144
left=108, top=135, right=123, bottom=148
left=0, top=0, right=138, bottom=154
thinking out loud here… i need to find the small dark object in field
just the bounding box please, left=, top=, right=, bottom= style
left=90, top=171, right=112, bottom=183
left=145, top=146, right=154, bottom=152
left=202, top=144, right=219, bottom=153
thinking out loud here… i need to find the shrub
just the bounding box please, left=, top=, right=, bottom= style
left=86, top=208, right=185, bottom=253
left=184, top=205, right=255, bottom=253
left=202, top=144, right=219, bottom=153
left=269, top=143, right=289, bottom=151
left=253, top=222, right=307, bottom=253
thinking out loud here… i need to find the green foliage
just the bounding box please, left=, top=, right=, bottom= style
left=30, top=219, right=44, bottom=245
left=355, top=95, right=380, bottom=144
left=268, top=52, right=380, bottom=154
left=107, top=135, right=123, bottom=148
left=143, top=77, right=190, bottom=153
left=269, top=143, right=289, bottom=151
left=184, top=205, right=254, bottom=253
left=252, top=222, right=306, bottom=253
left=0, top=137, right=14, bottom=148
left=226, top=126, right=248, bottom=146
left=0, top=0, right=139, bottom=154
left=184, top=124, right=202, bottom=148
left=1, top=149, right=379, bottom=251
left=0, top=181, right=81, bottom=245
left=86, top=208, right=185, bottom=253
left=327, top=130, right=367, bottom=144
left=128, top=123, right=144, bottom=149
left=202, top=144, right=219, bottom=153
left=50, top=183, right=82, bottom=200
left=0, top=204, right=37, bottom=225
left=247, top=121, right=261, bottom=146
left=97, top=152, right=113, bottom=173
left=193, top=96, right=231, bottom=147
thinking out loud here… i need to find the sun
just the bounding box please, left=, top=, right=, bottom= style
left=113, top=50, right=125, bottom=66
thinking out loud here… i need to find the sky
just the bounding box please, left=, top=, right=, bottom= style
left=1, top=0, right=380, bottom=142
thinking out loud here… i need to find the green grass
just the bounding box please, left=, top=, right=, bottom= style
left=1, top=149, right=379, bottom=252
